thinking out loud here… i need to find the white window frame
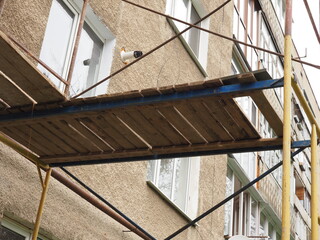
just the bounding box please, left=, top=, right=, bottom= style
left=147, top=156, right=200, bottom=219
left=39, top=0, right=116, bottom=97
left=165, top=0, right=209, bottom=76
left=0, top=217, right=49, bottom=240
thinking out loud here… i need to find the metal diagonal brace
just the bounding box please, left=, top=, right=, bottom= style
left=31, top=168, right=52, bottom=240
left=60, top=167, right=156, bottom=240
left=164, top=148, right=306, bottom=239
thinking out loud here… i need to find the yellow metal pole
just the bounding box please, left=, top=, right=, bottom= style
left=281, top=1, right=293, bottom=240
left=31, top=168, right=52, bottom=240
left=311, top=124, right=319, bottom=240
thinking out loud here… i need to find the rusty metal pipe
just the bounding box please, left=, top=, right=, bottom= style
left=65, top=0, right=89, bottom=96
left=51, top=169, right=153, bottom=240
left=303, top=0, right=320, bottom=44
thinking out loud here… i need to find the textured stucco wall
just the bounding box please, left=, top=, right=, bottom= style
left=0, top=0, right=233, bottom=239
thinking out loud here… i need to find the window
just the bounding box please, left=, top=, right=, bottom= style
left=39, top=0, right=115, bottom=97
left=0, top=218, right=48, bottom=240
left=224, top=167, right=281, bottom=239
left=147, top=157, right=200, bottom=219
left=233, top=0, right=261, bottom=70
left=166, top=0, right=209, bottom=75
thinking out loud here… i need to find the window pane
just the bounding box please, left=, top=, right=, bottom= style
left=173, top=0, right=188, bottom=31
left=250, top=199, right=258, bottom=235
left=39, top=0, right=76, bottom=89
left=158, top=159, right=174, bottom=199
left=188, top=5, right=201, bottom=57
left=224, top=168, right=233, bottom=235
left=0, top=225, right=26, bottom=240
left=70, top=22, right=103, bottom=97
left=173, top=158, right=189, bottom=210
left=147, top=160, right=157, bottom=182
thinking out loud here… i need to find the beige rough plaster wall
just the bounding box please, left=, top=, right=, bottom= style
left=0, top=0, right=233, bottom=239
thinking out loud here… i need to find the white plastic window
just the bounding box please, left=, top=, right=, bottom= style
left=39, top=0, right=116, bottom=97
left=166, top=0, right=209, bottom=75
left=0, top=218, right=48, bottom=240
left=147, top=157, right=200, bottom=219
left=224, top=167, right=279, bottom=237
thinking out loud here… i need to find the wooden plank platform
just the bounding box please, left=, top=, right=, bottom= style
left=0, top=44, right=285, bottom=166
left=0, top=31, right=65, bottom=107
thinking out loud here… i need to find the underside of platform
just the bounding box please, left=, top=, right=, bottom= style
left=0, top=30, right=286, bottom=167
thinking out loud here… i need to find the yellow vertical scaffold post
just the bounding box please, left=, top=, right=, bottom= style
left=311, top=124, right=319, bottom=240
left=31, top=168, right=52, bottom=240
left=281, top=0, right=293, bottom=239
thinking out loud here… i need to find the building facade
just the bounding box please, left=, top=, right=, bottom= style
left=0, top=0, right=319, bottom=240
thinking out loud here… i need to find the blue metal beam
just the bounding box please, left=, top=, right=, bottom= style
left=0, top=78, right=283, bottom=123
left=49, top=139, right=308, bottom=167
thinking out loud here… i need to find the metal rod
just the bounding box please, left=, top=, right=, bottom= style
left=164, top=148, right=305, bottom=239
left=121, top=0, right=320, bottom=70
left=60, top=167, right=156, bottom=240
left=51, top=169, right=153, bottom=240
left=303, top=0, right=320, bottom=44
left=72, top=0, right=231, bottom=98
left=36, top=164, right=45, bottom=189
left=311, top=124, right=319, bottom=240
left=31, top=168, right=52, bottom=240
left=64, top=0, right=89, bottom=96
left=5, top=34, right=69, bottom=86
left=281, top=1, right=293, bottom=239
left=291, top=79, right=320, bottom=136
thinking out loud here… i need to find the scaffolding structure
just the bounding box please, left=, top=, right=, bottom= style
left=0, top=0, right=319, bottom=240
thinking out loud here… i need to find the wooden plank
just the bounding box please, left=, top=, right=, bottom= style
left=67, top=118, right=113, bottom=152
left=80, top=117, right=123, bottom=150
left=157, top=106, right=207, bottom=144
left=114, top=109, right=173, bottom=147
left=93, top=114, right=139, bottom=149
left=52, top=119, right=102, bottom=153
left=0, top=72, right=34, bottom=106
left=42, top=138, right=283, bottom=164
left=173, top=102, right=220, bottom=142
left=220, top=98, right=260, bottom=139
left=0, top=127, right=48, bottom=155
left=100, top=112, right=149, bottom=149
left=140, top=88, right=161, bottom=97
left=139, top=107, right=189, bottom=145
left=29, top=122, right=77, bottom=154
left=41, top=121, right=90, bottom=153
left=16, top=124, right=66, bottom=155
left=201, top=98, right=249, bottom=140
left=0, top=32, right=65, bottom=103
left=189, top=100, right=234, bottom=141
left=203, top=78, right=223, bottom=88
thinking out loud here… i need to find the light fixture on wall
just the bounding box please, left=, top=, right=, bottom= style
left=120, top=47, right=143, bottom=64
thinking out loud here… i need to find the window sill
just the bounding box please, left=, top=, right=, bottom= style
left=146, top=180, right=197, bottom=225
left=167, top=18, right=208, bottom=77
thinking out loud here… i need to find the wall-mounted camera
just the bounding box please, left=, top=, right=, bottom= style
left=120, top=47, right=143, bottom=64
